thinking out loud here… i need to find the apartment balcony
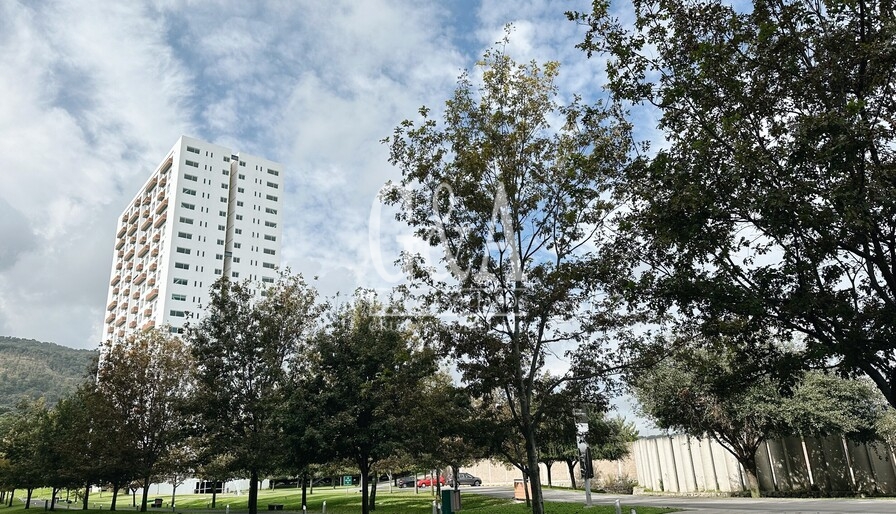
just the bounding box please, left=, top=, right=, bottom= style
left=120, top=212, right=128, bottom=223
left=138, top=235, right=147, bottom=245
left=132, top=290, right=140, bottom=300
left=159, top=177, right=167, bottom=188
left=125, top=261, right=133, bottom=270
left=152, top=233, right=161, bottom=243
left=157, top=190, right=165, bottom=201
left=105, top=312, right=116, bottom=323
left=117, top=329, right=125, bottom=338
left=129, top=236, right=137, bottom=245
left=107, top=326, right=114, bottom=334
left=151, top=247, right=159, bottom=257
left=140, top=217, right=153, bottom=231
left=142, top=321, right=156, bottom=330
left=130, top=305, right=139, bottom=314
left=155, top=198, right=168, bottom=214
left=129, top=320, right=138, bottom=329
left=124, top=248, right=135, bottom=261
left=120, top=302, right=129, bottom=311
left=149, top=262, right=157, bottom=271
left=145, top=288, right=159, bottom=301
left=134, top=273, right=147, bottom=285
left=121, top=288, right=130, bottom=297
left=124, top=274, right=132, bottom=283
left=142, top=195, right=151, bottom=206
left=107, top=300, right=118, bottom=311
left=110, top=275, right=121, bottom=286
left=128, top=223, right=138, bottom=236
left=129, top=210, right=139, bottom=223
left=116, top=238, right=125, bottom=250
left=118, top=249, right=124, bottom=258
left=135, top=262, right=144, bottom=272
left=147, top=277, right=156, bottom=287
left=115, top=316, right=126, bottom=327
left=137, top=245, right=149, bottom=257
left=112, top=286, right=120, bottom=295
left=154, top=213, right=167, bottom=228
left=115, top=262, right=122, bottom=270
left=146, top=175, right=158, bottom=192
left=144, top=308, right=153, bottom=316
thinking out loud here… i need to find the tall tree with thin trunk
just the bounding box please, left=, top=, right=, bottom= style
left=97, top=329, right=193, bottom=511
left=383, top=32, right=632, bottom=514
left=188, top=273, right=319, bottom=514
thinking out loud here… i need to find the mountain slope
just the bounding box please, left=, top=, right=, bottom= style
left=0, top=336, right=97, bottom=414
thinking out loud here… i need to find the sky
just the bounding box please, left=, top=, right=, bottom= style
left=0, top=0, right=661, bottom=430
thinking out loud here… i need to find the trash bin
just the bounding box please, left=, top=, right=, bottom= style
left=441, top=489, right=461, bottom=514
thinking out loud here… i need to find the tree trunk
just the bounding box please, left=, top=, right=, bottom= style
left=25, top=487, right=33, bottom=509
left=248, top=469, right=259, bottom=514
left=82, top=482, right=90, bottom=510
left=740, top=457, right=761, bottom=498
left=301, top=475, right=307, bottom=508
left=10, top=488, right=16, bottom=507
left=565, top=459, right=578, bottom=489
left=359, top=459, right=371, bottom=514
left=544, top=462, right=553, bottom=487
left=368, top=478, right=377, bottom=512
left=523, top=427, right=545, bottom=514
left=171, top=477, right=178, bottom=510
left=140, top=476, right=151, bottom=511
left=110, top=482, right=119, bottom=511
left=51, top=486, right=60, bottom=511
left=211, top=484, right=217, bottom=508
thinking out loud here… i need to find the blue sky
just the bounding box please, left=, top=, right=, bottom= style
left=0, top=0, right=618, bottom=350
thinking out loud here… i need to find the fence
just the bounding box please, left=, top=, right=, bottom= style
left=631, top=434, right=896, bottom=495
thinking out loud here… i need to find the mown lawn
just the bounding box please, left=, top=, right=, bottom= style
left=1, top=487, right=678, bottom=514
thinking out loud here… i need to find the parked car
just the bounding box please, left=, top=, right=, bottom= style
left=395, top=476, right=417, bottom=488
left=447, top=472, right=482, bottom=487
left=416, top=475, right=446, bottom=487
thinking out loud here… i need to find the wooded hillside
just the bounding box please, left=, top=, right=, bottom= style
left=0, top=336, right=96, bottom=414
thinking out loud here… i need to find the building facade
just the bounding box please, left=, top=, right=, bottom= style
left=103, top=136, right=283, bottom=340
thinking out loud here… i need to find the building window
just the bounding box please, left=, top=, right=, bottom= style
left=223, top=156, right=230, bottom=162
left=236, top=214, right=243, bottom=220
left=182, top=188, right=196, bottom=196
left=185, top=160, right=199, bottom=168
left=181, top=202, right=195, bottom=210
left=239, top=161, right=246, bottom=167
left=233, top=257, right=240, bottom=263
left=266, top=194, right=278, bottom=201
left=174, top=262, right=189, bottom=270
left=221, top=183, right=229, bottom=189
left=220, top=211, right=227, bottom=217
left=171, top=293, right=186, bottom=301
left=263, top=248, right=276, bottom=255
left=266, top=207, right=277, bottom=214
left=170, top=310, right=186, bottom=317
left=177, top=232, right=192, bottom=239
left=235, top=228, right=242, bottom=234
left=238, top=187, right=245, bottom=193
left=184, top=174, right=198, bottom=182
left=234, top=243, right=241, bottom=249
left=262, top=277, right=274, bottom=283
left=220, top=196, right=227, bottom=203
left=173, top=277, right=188, bottom=285
left=218, top=224, right=226, bottom=231
left=265, top=221, right=277, bottom=228
left=264, top=234, right=276, bottom=241
left=214, top=269, right=222, bottom=275
left=267, top=169, right=279, bottom=176
left=267, top=181, right=278, bottom=189
left=187, top=146, right=200, bottom=154
left=216, top=254, right=223, bottom=260
left=176, top=247, right=191, bottom=254
left=239, top=174, right=245, bottom=180
left=232, top=272, right=239, bottom=278
left=179, top=217, right=193, bottom=224
left=222, top=169, right=230, bottom=175
left=217, top=239, right=225, bottom=245
left=237, top=200, right=244, bottom=207
left=263, top=262, right=276, bottom=269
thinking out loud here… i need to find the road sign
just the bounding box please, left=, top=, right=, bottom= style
left=342, top=475, right=352, bottom=486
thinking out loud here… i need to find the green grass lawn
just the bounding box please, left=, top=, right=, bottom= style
left=1, top=487, right=678, bottom=514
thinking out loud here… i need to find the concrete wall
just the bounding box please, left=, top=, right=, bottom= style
left=631, top=434, right=896, bottom=495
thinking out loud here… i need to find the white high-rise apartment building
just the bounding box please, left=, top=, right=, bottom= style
left=103, top=136, right=283, bottom=339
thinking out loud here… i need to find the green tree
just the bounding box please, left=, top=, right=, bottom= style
left=571, top=0, right=896, bottom=409
left=97, top=329, right=193, bottom=511
left=0, top=399, right=47, bottom=509
left=631, top=341, right=884, bottom=497
left=188, top=273, right=319, bottom=514
left=292, top=291, right=437, bottom=514
left=383, top=34, right=632, bottom=514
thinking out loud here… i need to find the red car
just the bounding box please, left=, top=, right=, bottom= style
left=416, top=475, right=446, bottom=487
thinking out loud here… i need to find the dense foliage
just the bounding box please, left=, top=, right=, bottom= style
left=0, top=337, right=96, bottom=414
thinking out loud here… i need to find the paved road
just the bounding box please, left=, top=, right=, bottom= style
left=469, top=486, right=896, bottom=513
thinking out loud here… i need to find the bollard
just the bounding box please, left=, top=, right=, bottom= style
left=322, top=500, right=326, bottom=514
left=614, top=499, right=622, bottom=514
left=225, top=505, right=229, bottom=514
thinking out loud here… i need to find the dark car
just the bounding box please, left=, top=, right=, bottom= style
left=447, top=472, right=482, bottom=487
left=395, top=476, right=417, bottom=488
